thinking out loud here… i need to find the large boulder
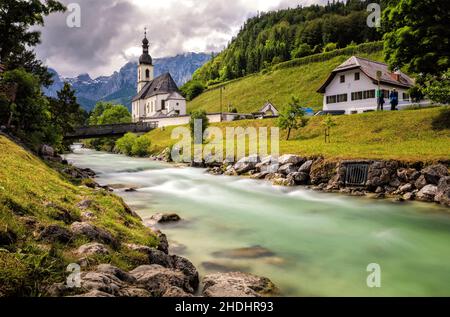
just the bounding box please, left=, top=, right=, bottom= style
left=288, top=172, right=309, bottom=185
left=278, top=163, right=298, bottom=175
left=271, top=177, right=295, bottom=187
left=148, top=213, right=181, bottom=224
left=415, top=175, right=428, bottom=190
left=416, top=184, right=438, bottom=202
left=202, top=272, right=278, bottom=297
left=70, top=222, right=116, bottom=246
left=39, top=144, right=55, bottom=157
left=435, top=176, right=450, bottom=206
left=421, top=164, right=449, bottom=185
left=277, top=154, right=304, bottom=166
left=130, top=265, right=194, bottom=295
left=76, top=242, right=109, bottom=256
left=233, top=155, right=260, bottom=174
left=171, top=255, right=199, bottom=290
left=397, top=168, right=420, bottom=183
left=298, top=160, right=313, bottom=173
left=38, top=225, right=73, bottom=243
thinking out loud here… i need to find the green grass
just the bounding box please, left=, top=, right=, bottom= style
left=146, top=107, right=450, bottom=163
left=187, top=50, right=384, bottom=114
left=0, top=135, right=158, bottom=296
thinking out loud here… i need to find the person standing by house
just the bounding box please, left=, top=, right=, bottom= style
left=376, top=88, right=385, bottom=111
left=389, top=88, right=399, bottom=111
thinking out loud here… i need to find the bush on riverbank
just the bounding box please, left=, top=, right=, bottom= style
left=115, top=133, right=152, bottom=157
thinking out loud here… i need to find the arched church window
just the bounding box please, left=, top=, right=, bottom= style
left=146, top=69, right=150, bottom=78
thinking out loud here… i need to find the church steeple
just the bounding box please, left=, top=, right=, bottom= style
left=137, top=28, right=154, bottom=92
left=139, top=28, right=152, bottom=65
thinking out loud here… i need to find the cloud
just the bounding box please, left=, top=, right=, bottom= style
left=35, top=0, right=326, bottom=77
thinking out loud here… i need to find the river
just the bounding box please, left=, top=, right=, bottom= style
left=64, top=147, right=450, bottom=296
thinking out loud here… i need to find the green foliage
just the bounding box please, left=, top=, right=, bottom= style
left=86, top=102, right=132, bottom=151
left=323, top=42, right=338, bottom=53
left=89, top=102, right=131, bottom=125
left=382, top=0, right=449, bottom=76
left=291, top=43, right=312, bottom=59
left=0, top=0, right=65, bottom=86
left=131, top=135, right=152, bottom=157
left=190, top=1, right=380, bottom=86
left=180, top=81, right=205, bottom=101
left=277, top=95, right=307, bottom=140
left=189, top=110, right=209, bottom=144
left=115, top=132, right=138, bottom=156
left=322, top=114, right=337, bottom=143
left=421, top=70, right=450, bottom=104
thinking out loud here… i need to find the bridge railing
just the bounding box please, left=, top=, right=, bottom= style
left=65, top=121, right=158, bottom=139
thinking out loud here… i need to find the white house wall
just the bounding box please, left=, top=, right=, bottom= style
left=322, top=69, right=410, bottom=114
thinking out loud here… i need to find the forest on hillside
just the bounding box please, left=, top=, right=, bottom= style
left=189, top=0, right=382, bottom=87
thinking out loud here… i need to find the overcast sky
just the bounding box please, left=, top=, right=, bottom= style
left=35, top=0, right=328, bottom=78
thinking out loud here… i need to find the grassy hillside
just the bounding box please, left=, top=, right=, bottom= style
left=0, top=135, right=158, bottom=296
left=187, top=50, right=384, bottom=114
left=146, top=107, right=450, bottom=162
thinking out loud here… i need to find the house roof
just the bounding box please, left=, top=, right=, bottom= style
left=317, top=56, right=415, bottom=93
left=133, top=72, right=183, bottom=101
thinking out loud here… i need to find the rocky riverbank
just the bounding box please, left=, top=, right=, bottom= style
left=38, top=145, right=278, bottom=297
left=192, top=154, right=450, bottom=208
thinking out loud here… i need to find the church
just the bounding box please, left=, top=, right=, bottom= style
left=131, top=32, right=186, bottom=122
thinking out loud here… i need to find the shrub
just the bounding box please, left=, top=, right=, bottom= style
left=131, top=136, right=152, bottom=157
left=115, top=132, right=137, bottom=155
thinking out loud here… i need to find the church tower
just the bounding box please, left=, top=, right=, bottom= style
left=137, top=29, right=154, bottom=93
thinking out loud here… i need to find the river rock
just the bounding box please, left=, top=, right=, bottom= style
left=278, top=163, right=298, bottom=175
left=435, top=176, right=450, bottom=206
left=38, top=225, right=73, bottom=243
left=416, top=184, right=438, bottom=202
left=397, top=168, right=420, bottom=182
left=163, top=286, right=193, bottom=297
left=399, top=183, right=413, bottom=194
left=149, top=213, right=181, bottom=224
left=233, top=155, right=260, bottom=174
left=130, top=264, right=194, bottom=295
left=415, top=175, right=428, bottom=190
left=76, top=242, right=109, bottom=256
left=202, top=272, right=278, bottom=297
left=70, top=222, right=116, bottom=246
left=39, top=144, right=55, bottom=157
left=155, top=230, right=169, bottom=254
left=272, top=177, right=295, bottom=187
left=421, top=164, right=449, bottom=185
left=201, top=261, right=250, bottom=273
left=277, top=154, right=304, bottom=166
left=212, top=246, right=275, bottom=259
left=171, top=254, right=199, bottom=290
left=298, top=160, right=313, bottom=173
left=72, top=290, right=115, bottom=297
left=288, top=172, right=309, bottom=184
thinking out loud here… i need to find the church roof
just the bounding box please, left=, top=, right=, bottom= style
left=133, top=72, right=183, bottom=101
left=317, top=56, right=414, bottom=93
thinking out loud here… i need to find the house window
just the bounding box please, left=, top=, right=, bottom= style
left=145, top=69, right=150, bottom=79
left=351, top=90, right=375, bottom=100
left=403, top=93, right=410, bottom=101
left=354, top=72, right=360, bottom=81
left=326, top=94, right=347, bottom=104
left=340, top=75, right=345, bottom=83
left=176, top=102, right=179, bottom=106
left=161, top=100, right=166, bottom=110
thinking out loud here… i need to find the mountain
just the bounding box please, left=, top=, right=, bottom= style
left=43, top=52, right=211, bottom=110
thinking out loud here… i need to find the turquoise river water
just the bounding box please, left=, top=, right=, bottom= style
left=65, top=147, right=450, bottom=296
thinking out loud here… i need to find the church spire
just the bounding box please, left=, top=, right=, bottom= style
left=139, top=27, right=152, bottom=65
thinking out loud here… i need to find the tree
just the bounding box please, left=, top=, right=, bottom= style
left=189, top=110, right=209, bottom=144
left=0, top=0, right=65, bottom=84
left=382, top=0, right=450, bottom=76
left=180, top=81, right=205, bottom=101
left=131, top=135, right=152, bottom=157
left=277, top=96, right=307, bottom=140
left=322, top=114, right=336, bottom=143
left=421, top=69, right=450, bottom=104
left=48, top=83, right=86, bottom=136
left=88, top=102, right=131, bottom=125
left=291, top=43, right=312, bottom=58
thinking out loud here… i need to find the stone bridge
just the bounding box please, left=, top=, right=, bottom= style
left=64, top=122, right=158, bottom=139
